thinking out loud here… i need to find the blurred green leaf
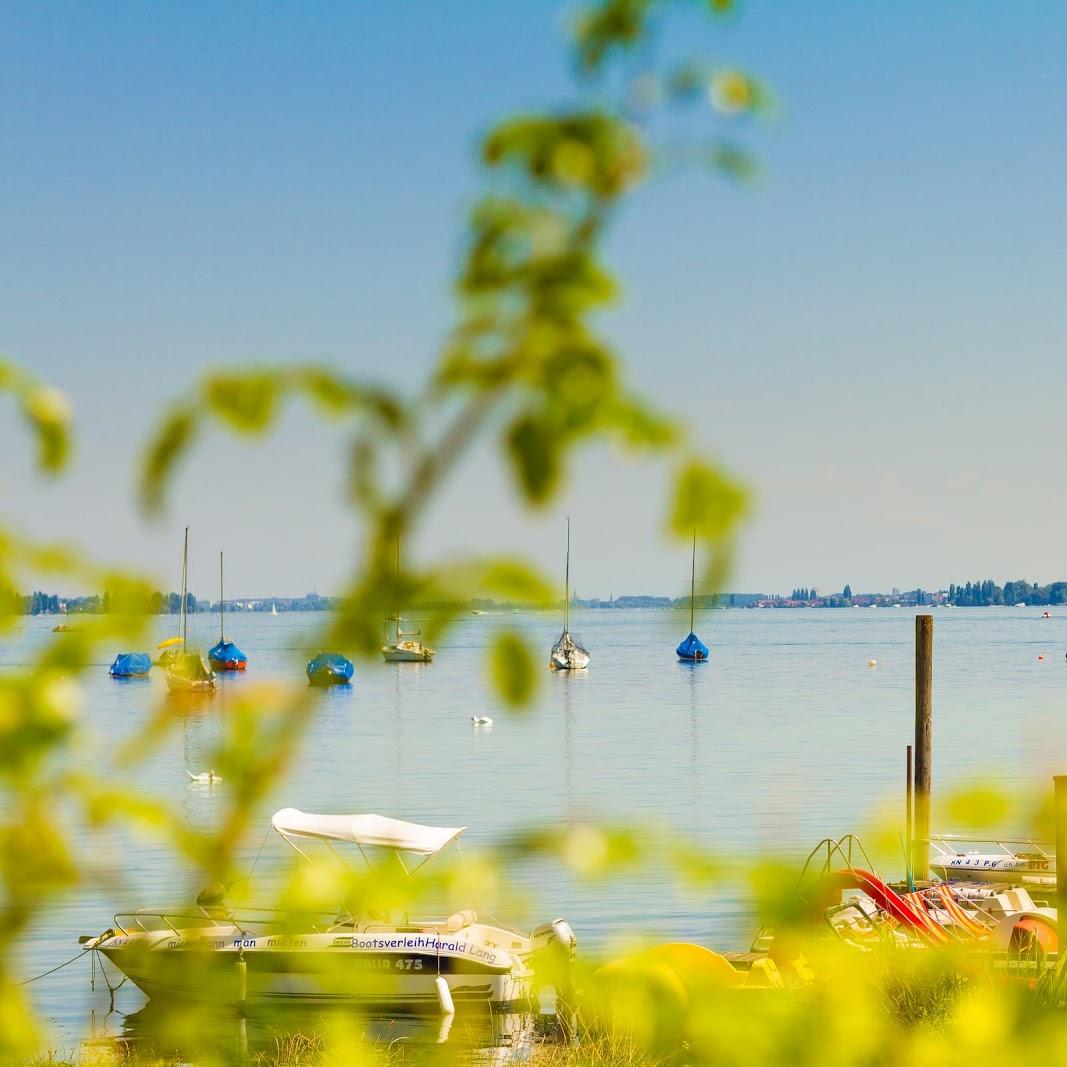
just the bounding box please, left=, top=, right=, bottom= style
left=140, top=403, right=199, bottom=513
left=204, top=372, right=279, bottom=432
left=0, top=362, right=72, bottom=475
left=671, top=458, right=748, bottom=540
left=489, top=630, right=537, bottom=707
left=943, top=782, right=1012, bottom=830
left=506, top=414, right=559, bottom=502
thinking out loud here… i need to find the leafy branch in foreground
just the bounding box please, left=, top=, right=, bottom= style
left=1, top=0, right=763, bottom=1058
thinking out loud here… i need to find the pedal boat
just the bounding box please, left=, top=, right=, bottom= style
left=80, top=810, right=576, bottom=1012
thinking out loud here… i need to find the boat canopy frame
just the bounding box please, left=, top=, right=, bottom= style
left=270, top=809, right=467, bottom=875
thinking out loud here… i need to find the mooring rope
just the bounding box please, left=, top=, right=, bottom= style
left=17, top=949, right=88, bottom=986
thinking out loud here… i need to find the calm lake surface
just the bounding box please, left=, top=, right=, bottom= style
left=7, top=606, right=1067, bottom=1050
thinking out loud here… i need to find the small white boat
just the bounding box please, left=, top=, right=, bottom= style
left=383, top=631, right=436, bottom=663
left=165, top=655, right=216, bottom=693
left=549, top=632, right=590, bottom=672
left=382, top=538, right=435, bottom=663
left=271, top=603, right=278, bottom=616
left=80, top=810, right=576, bottom=1012
left=549, top=518, right=589, bottom=671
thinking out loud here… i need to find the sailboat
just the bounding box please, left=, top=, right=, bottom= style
left=382, top=537, right=436, bottom=663
left=208, top=552, right=247, bottom=671
left=164, top=527, right=217, bottom=693
left=676, top=532, right=709, bottom=662
left=549, top=518, right=590, bottom=671
left=271, top=602, right=278, bottom=616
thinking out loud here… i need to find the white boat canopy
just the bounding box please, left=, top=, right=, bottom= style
left=271, top=809, right=466, bottom=858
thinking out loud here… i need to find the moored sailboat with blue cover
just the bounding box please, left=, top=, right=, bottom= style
left=676, top=632, right=709, bottom=661
left=208, top=640, right=246, bottom=671
left=208, top=552, right=247, bottom=671
left=677, top=533, right=709, bottom=662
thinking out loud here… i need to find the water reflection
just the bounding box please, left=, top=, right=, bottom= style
left=85, top=1001, right=540, bottom=1064
left=685, top=662, right=703, bottom=820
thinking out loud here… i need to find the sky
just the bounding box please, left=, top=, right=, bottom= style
left=2, top=2, right=1066, bottom=600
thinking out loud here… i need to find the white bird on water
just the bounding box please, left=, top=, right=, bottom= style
left=186, top=769, right=222, bottom=784
left=471, top=716, right=493, bottom=727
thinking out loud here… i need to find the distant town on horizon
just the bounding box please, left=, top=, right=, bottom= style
left=11, top=578, right=1067, bottom=616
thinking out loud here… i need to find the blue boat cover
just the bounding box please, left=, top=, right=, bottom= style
left=209, top=640, right=247, bottom=665
left=306, top=652, right=354, bottom=682
left=110, top=652, right=152, bottom=676
left=676, top=632, right=709, bottom=661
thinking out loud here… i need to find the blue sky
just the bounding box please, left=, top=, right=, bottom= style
left=2, top=3, right=1065, bottom=599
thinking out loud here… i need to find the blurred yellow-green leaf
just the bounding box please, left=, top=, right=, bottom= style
left=489, top=630, right=537, bottom=707
left=942, top=781, right=1012, bottom=831
left=671, top=458, right=748, bottom=541
left=507, top=414, right=559, bottom=503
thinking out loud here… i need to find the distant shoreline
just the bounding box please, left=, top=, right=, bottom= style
left=13, top=592, right=1067, bottom=617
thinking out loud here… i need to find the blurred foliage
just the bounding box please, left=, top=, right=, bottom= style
left=2, top=0, right=762, bottom=1053
left=9, top=3, right=1066, bottom=1067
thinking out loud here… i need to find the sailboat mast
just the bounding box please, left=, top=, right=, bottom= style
left=564, top=517, right=570, bottom=632
left=690, top=531, right=696, bottom=634
left=219, top=551, right=225, bottom=643
left=394, top=534, right=401, bottom=644
left=181, top=526, right=189, bottom=652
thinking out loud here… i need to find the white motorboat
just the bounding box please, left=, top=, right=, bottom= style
left=549, top=518, right=589, bottom=671
left=929, top=835, right=1054, bottom=886
left=80, top=810, right=575, bottom=1012
left=164, top=527, right=216, bottom=693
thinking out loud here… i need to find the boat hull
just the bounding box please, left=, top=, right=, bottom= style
left=382, top=646, right=435, bottom=663
left=165, top=673, right=216, bottom=693
left=93, top=928, right=530, bottom=1010
left=931, top=855, right=1054, bottom=884
left=307, top=672, right=351, bottom=687
left=209, top=660, right=247, bottom=672
left=548, top=651, right=589, bottom=671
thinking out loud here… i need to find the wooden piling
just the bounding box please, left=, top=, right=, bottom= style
left=1055, top=776, right=1067, bottom=948
left=913, top=615, right=933, bottom=880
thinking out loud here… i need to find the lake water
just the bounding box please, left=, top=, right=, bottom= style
left=7, top=606, right=1067, bottom=1053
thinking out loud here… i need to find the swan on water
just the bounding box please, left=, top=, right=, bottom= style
left=186, top=770, right=222, bottom=784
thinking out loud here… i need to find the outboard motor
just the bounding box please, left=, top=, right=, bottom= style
left=531, top=920, right=577, bottom=1041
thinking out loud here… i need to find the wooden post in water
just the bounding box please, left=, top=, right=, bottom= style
left=913, top=615, right=933, bottom=880
left=1055, top=776, right=1067, bottom=949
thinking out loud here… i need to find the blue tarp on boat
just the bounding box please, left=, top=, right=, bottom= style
left=306, top=652, right=354, bottom=686
left=109, top=652, right=152, bottom=677
left=209, top=640, right=247, bottom=668
left=676, top=632, right=709, bottom=661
